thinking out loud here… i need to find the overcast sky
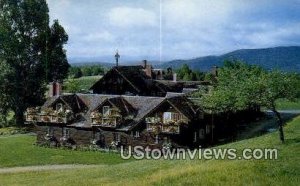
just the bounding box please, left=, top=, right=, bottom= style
left=47, top=0, right=300, bottom=62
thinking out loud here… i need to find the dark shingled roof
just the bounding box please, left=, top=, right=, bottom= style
left=90, top=66, right=207, bottom=96
left=41, top=93, right=199, bottom=130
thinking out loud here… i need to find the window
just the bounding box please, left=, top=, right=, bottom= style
left=199, top=129, right=205, bottom=139
left=103, top=106, right=110, bottom=117
left=163, top=112, right=181, bottom=123
left=163, top=112, right=172, bottom=123
left=206, top=125, right=211, bottom=134
left=47, top=127, right=54, bottom=136
left=193, top=132, right=197, bottom=142
left=134, top=131, right=140, bottom=138
left=155, top=135, right=159, bottom=144
left=114, top=133, right=120, bottom=142
left=56, top=103, right=63, bottom=111
left=92, top=131, right=100, bottom=140
left=63, top=128, right=70, bottom=138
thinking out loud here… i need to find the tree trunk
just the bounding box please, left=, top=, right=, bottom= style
left=15, top=107, right=24, bottom=126
left=272, top=108, right=284, bottom=143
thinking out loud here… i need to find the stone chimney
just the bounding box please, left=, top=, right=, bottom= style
left=143, top=60, right=147, bottom=68
left=49, top=82, right=62, bottom=97
left=142, top=60, right=152, bottom=78
left=173, top=73, right=177, bottom=82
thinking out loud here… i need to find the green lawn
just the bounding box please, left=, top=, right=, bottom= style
left=63, top=75, right=102, bottom=93
left=0, top=134, right=125, bottom=168
left=0, top=116, right=300, bottom=185
left=276, top=98, right=300, bottom=110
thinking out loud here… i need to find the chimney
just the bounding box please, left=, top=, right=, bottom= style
left=173, top=73, right=177, bottom=82
left=49, top=81, right=62, bottom=97
left=142, top=60, right=152, bottom=78
left=55, top=82, right=62, bottom=96
left=142, top=60, right=147, bottom=68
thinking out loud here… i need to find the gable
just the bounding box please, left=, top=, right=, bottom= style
left=90, top=68, right=141, bottom=95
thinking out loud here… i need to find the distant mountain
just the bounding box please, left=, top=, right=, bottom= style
left=158, top=46, right=300, bottom=72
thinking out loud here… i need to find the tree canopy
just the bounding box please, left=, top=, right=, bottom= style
left=193, top=60, right=300, bottom=142
left=176, top=64, right=205, bottom=81
left=0, top=0, right=69, bottom=125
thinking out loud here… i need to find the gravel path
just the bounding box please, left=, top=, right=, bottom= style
left=0, top=164, right=102, bottom=174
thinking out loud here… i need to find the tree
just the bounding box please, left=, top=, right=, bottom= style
left=194, top=60, right=300, bottom=143
left=69, top=66, right=83, bottom=78
left=46, top=20, right=69, bottom=82
left=176, top=64, right=205, bottom=81
left=0, top=0, right=69, bottom=126
left=255, top=70, right=300, bottom=142
left=82, top=66, right=93, bottom=76
left=0, top=60, right=12, bottom=126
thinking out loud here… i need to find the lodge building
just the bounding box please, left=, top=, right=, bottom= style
left=25, top=55, right=218, bottom=150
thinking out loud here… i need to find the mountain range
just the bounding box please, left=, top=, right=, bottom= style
left=69, top=46, right=300, bottom=72
left=158, top=46, right=300, bottom=72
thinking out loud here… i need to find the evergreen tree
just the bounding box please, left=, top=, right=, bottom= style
left=0, top=0, right=69, bottom=125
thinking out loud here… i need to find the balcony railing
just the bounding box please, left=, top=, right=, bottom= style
left=161, top=125, right=180, bottom=134
left=24, top=108, right=73, bottom=124
left=145, top=113, right=188, bottom=134
left=146, top=123, right=162, bottom=132
left=90, top=111, right=122, bottom=128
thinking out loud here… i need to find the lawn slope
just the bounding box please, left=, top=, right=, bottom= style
left=0, top=116, right=299, bottom=185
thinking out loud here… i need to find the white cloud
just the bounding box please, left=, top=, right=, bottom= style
left=46, top=0, right=300, bottom=61
left=82, top=31, right=115, bottom=42
left=108, top=6, right=157, bottom=28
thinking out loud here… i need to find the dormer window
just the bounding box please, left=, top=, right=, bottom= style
left=163, top=112, right=172, bottom=123
left=163, top=112, right=182, bottom=124
left=56, top=103, right=63, bottom=112
left=103, top=106, right=110, bottom=117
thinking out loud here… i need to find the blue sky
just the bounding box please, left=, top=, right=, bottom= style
left=47, top=0, right=300, bottom=63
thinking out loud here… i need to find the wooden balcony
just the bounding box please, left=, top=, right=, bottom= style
left=146, top=123, right=162, bottom=132
left=24, top=108, right=72, bottom=124
left=161, top=125, right=180, bottom=134
left=90, top=111, right=121, bottom=128
left=145, top=114, right=185, bottom=134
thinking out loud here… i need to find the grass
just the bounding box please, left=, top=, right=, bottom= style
left=276, top=98, right=300, bottom=110
left=63, top=75, right=102, bottom=93
left=0, top=116, right=300, bottom=185
left=0, top=127, right=28, bottom=135
left=0, top=134, right=126, bottom=168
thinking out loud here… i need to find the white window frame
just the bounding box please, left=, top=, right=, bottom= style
left=103, top=106, right=110, bottom=117
left=163, top=112, right=182, bottom=123
left=56, top=103, right=63, bottom=111
left=163, top=112, right=172, bottom=123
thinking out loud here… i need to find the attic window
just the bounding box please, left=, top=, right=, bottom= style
left=56, top=103, right=63, bottom=111
left=103, top=106, right=110, bottom=117
left=163, top=112, right=181, bottom=123
left=163, top=112, right=172, bottom=123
